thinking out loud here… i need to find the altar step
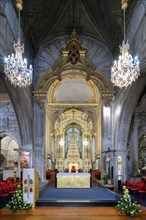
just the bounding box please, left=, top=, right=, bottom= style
left=37, top=187, right=120, bottom=206
left=36, top=199, right=118, bottom=207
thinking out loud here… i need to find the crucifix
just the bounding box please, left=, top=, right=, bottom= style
left=102, top=147, right=116, bottom=179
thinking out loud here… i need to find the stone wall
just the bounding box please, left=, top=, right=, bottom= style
left=1, top=136, right=19, bottom=168
left=128, top=93, right=146, bottom=174
left=0, top=99, right=20, bottom=144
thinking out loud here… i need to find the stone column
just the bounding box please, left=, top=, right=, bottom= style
left=34, top=102, right=46, bottom=181
left=0, top=137, right=2, bottom=167
left=0, top=137, right=2, bottom=169
left=101, top=104, right=113, bottom=177
left=133, top=114, right=139, bottom=175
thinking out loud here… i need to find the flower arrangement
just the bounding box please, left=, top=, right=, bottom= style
left=115, top=186, right=141, bottom=217
left=102, top=171, right=109, bottom=183
left=7, top=184, right=32, bottom=212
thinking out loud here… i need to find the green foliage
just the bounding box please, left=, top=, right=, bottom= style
left=115, top=186, right=141, bottom=217
left=102, top=171, right=109, bottom=181
left=7, top=184, right=32, bottom=212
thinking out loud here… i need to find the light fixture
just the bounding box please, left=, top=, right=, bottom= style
left=59, top=138, right=65, bottom=146
left=111, top=0, right=140, bottom=89
left=4, top=0, right=33, bottom=87
left=83, top=139, right=88, bottom=146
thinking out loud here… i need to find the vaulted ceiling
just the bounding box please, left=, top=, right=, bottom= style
left=16, top=0, right=137, bottom=55
left=0, top=0, right=139, bottom=104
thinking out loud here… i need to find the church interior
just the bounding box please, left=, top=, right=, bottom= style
left=0, top=0, right=146, bottom=219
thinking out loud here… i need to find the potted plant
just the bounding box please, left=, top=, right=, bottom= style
left=102, top=171, right=109, bottom=184
left=7, top=185, right=32, bottom=213
left=115, top=186, right=141, bottom=217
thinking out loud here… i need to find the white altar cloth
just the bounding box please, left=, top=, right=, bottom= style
left=56, top=173, right=90, bottom=188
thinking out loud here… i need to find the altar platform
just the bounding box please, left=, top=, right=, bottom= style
left=36, top=187, right=120, bottom=206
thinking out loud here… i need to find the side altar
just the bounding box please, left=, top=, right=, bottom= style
left=57, top=173, right=91, bottom=188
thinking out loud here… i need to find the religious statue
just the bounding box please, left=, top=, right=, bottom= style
left=70, top=128, right=77, bottom=142
left=20, top=157, right=28, bottom=168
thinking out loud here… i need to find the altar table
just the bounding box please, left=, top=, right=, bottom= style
left=56, top=173, right=90, bottom=188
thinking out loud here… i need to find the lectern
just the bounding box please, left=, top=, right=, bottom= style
left=23, top=168, right=39, bottom=207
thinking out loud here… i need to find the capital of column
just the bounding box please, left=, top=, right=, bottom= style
left=101, top=91, right=114, bottom=106
left=33, top=91, right=47, bottom=108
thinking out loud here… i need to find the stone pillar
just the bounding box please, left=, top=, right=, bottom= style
left=133, top=115, right=139, bottom=175
left=45, top=111, right=51, bottom=163
left=34, top=102, right=46, bottom=181
left=0, top=137, right=2, bottom=167
left=101, top=105, right=113, bottom=177
left=128, top=129, right=134, bottom=177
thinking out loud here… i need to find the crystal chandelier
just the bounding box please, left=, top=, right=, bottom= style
left=4, top=0, right=33, bottom=87
left=111, top=0, right=140, bottom=89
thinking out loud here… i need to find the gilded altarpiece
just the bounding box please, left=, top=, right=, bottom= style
left=54, top=109, right=92, bottom=172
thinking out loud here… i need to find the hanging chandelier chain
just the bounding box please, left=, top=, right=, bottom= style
left=123, top=8, right=126, bottom=42
left=122, top=0, right=127, bottom=43
left=16, top=0, right=23, bottom=42
left=18, top=8, right=21, bottom=43
left=122, top=0, right=128, bottom=42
